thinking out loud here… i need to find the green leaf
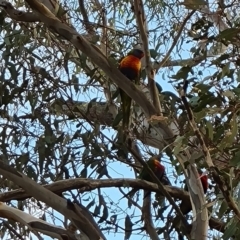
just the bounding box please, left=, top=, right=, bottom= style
left=72, top=75, right=79, bottom=93
left=80, top=167, right=87, bottom=178
left=181, top=0, right=207, bottom=10
left=222, top=90, right=235, bottom=99
left=222, top=218, right=238, bottom=240
left=218, top=28, right=240, bottom=41
left=218, top=200, right=228, bottom=218
left=98, top=205, right=108, bottom=224
left=149, top=49, right=159, bottom=59
left=36, top=137, right=45, bottom=174
left=221, top=62, right=231, bottom=79
left=205, top=121, right=213, bottom=140
left=110, top=215, right=117, bottom=224
left=230, top=151, right=240, bottom=167
left=7, top=62, right=19, bottom=80
left=27, top=165, right=38, bottom=181
left=112, top=112, right=123, bottom=127
left=86, top=199, right=95, bottom=209
left=173, top=136, right=184, bottom=155
left=219, top=115, right=237, bottom=149
left=82, top=148, right=90, bottom=163
left=94, top=205, right=101, bottom=215
left=43, top=88, right=52, bottom=100
left=171, top=66, right=193, bottom=80
left=124, top=215, right=133, bottom=240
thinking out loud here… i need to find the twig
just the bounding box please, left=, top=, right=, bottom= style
left=158, top=10, right=196, bottom=71
left=78, top=0, right=95, bottom=35
left=2, top=220, right=25, bottom=240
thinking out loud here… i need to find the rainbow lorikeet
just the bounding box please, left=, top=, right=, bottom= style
left=124, top=157, right=171, bottom=200
left=140, top=157, right=171, bottom=199
left=180, top=169, right=208, bottom=215
left=139, top=157, right=171, bottom=185
left=118, top=48, right=144, bottom=131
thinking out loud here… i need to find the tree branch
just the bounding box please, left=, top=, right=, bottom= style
left=0, top=1, right=39, bottom=22
left=134, top=0, right=162, bottom=115
left=180, top=81, right=240, bottom=220
left=0, top=202, right=79, bottom=240
left=20, top=0, right=158, bottom=119
left=157, top=10, right=195, bottom=71
left=0, top=177, right=227, bottom=234
left=186, top=165, right=208, bottom=239
left=0, top=160, right=106, bottom=240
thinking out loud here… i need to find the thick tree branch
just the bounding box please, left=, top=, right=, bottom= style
left=153, top=56, right=205, bottom=70
left=6, top=0, right=175, bottom=141
left=21, top=0, right=159, bottom=119
left=0, top=178, right=226, bottom=234
left=142, top=194, right=160, bottom=240
left=186, top=165, right=208, bottom=240
left=0, top=202, right=79, bottom=240
left=0, top=1, right=39, bottom=21
left=43, top=97, right=234, bottom=171
left=0, top=161, right=106, bottom=240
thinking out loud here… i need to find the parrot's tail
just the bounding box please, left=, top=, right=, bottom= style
left=120, top=89, right=132, bottom=135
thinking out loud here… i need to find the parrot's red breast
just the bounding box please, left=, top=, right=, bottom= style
left=199, top=173, right=208, bottom=194
left=118, top=48, right=144, bottom=133
left=180, top=170, right=208, bottom=215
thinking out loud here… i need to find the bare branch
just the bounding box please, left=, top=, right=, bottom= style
left=0, top=1, right=39, bottom=22
left=142, top=194, right=160, bottom=240
left=134, top=0, right=162, bottom=115
left=0, top=178, right=227, bottom=234
left=186, top=165, right=208, bottom=240
left=0, top=160, right=106, bottom=240
left=78, top=0, right=95, bottom=34
left=157, top=10, right=195, bottom=71
left=153, top=56, right=205, bottom=70
left=0, top=202, right=78, bottom=240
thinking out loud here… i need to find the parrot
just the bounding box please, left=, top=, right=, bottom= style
left=172, top=169, right=208, bottom=239
left=124, top=157, right=171, bottom=200
left=139, top=157, right=171, bottom=185
left=180, top=169, right=208, bottom=215
left=118, top=48, right=144, bottom=132
left=140, top=157, right=172, bottom=201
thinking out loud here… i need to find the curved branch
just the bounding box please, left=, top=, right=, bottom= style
left=0, top=161, right=106, bottom=240
left=22, top=0, right=155, bottom=117
left=0, top=202, right=78, bottom=240
left=0, top=177, right=226, bottom=234
left=0, top=1, right=39, bottom=22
